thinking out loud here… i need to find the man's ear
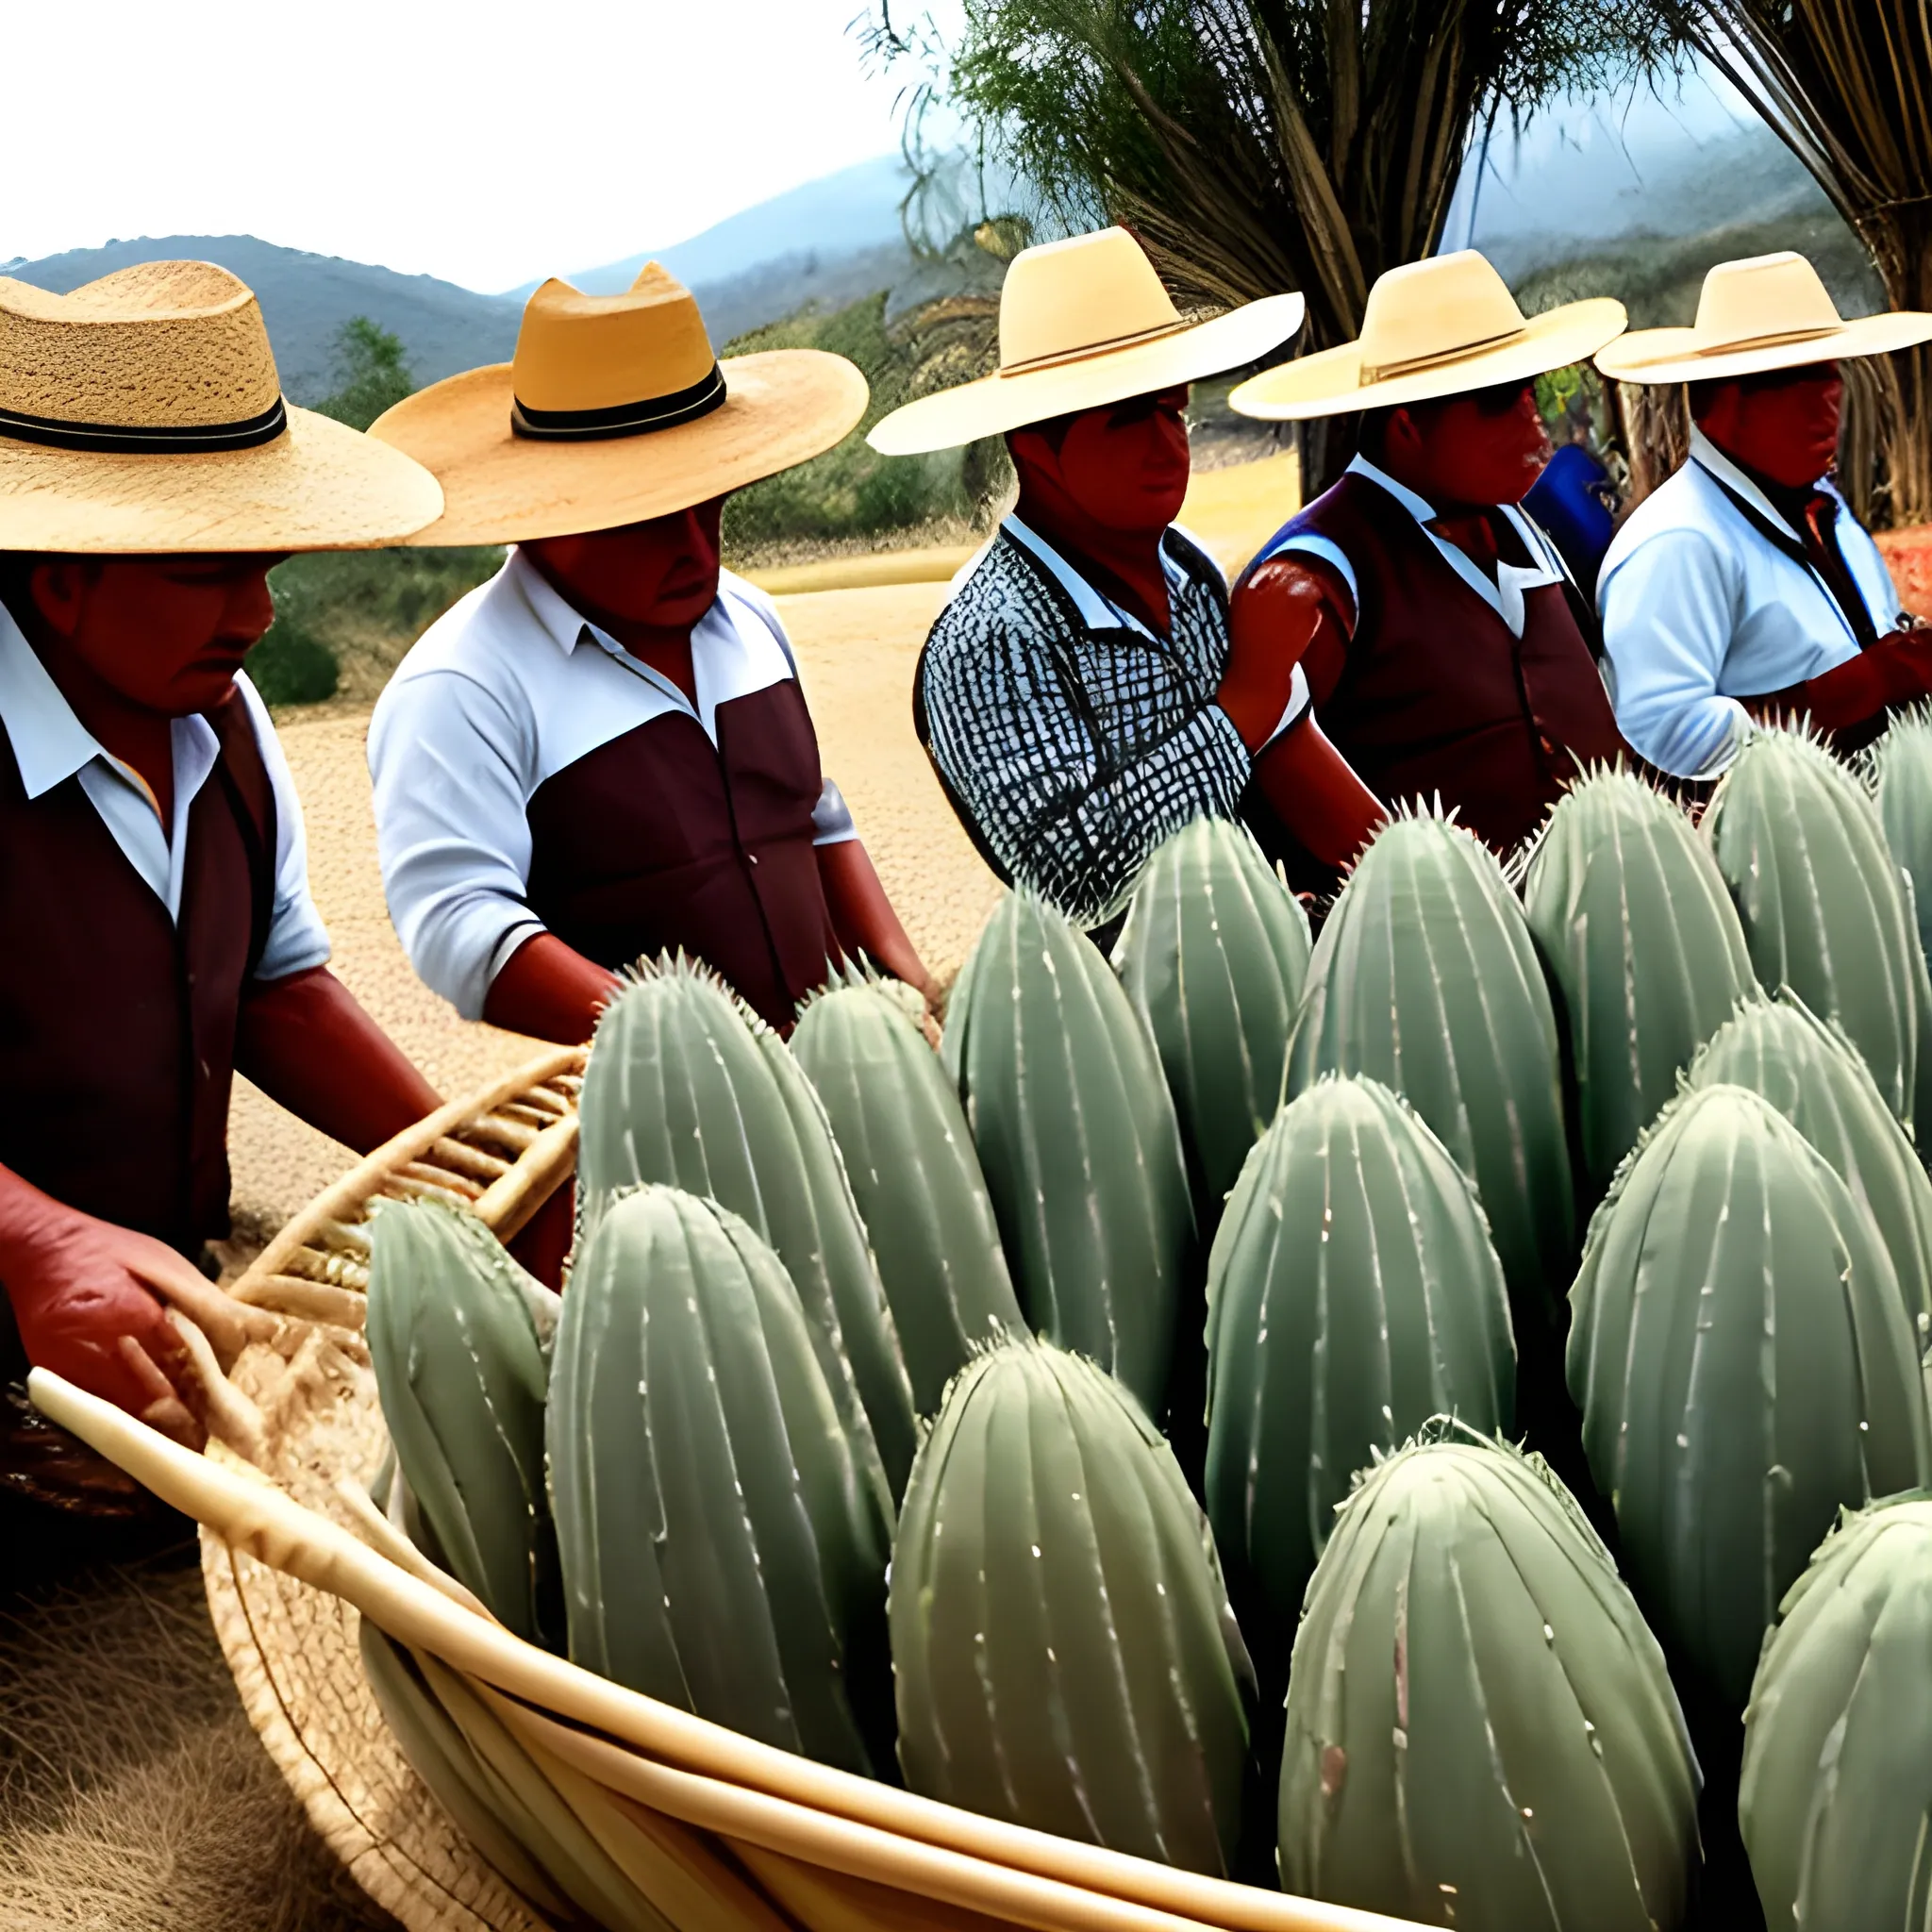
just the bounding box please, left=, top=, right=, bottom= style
left=26, top=558, right=92, bottom=641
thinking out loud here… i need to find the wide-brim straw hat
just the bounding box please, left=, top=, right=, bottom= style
left=0, top=261, right=443, bottom=553
left=368, top=265, right=868, bottom=546
left=1595, top=250, right=1932, bottom=386
left=1228, top=251, right=1626, bottom=422
left=865, top=227, right=1306, bottom=456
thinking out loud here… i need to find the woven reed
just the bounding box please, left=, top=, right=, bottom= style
left=108, top=1052, right=1409, bottom=1932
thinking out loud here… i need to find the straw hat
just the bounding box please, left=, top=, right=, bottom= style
left=367, top=265, right=868, bottom=546
left=1227, top=250, right=1626, bottom=422
left=864, top=226, right=1306, bottom=456
left=1595, top=250, right=1932, bottom=386
left=0, top=261, right=443, bottom=553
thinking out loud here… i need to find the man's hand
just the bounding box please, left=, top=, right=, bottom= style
left=1222, top=557, right=1355, bottom=752
left=1773, top=625, right=1932, bottom=732
left=0, top=1170, right=271, bottom=1445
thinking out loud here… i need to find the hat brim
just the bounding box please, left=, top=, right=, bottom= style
left=1593, top=309, right=1932, bottom=386
left=368, top=349, right=868, bottom=547
left=1228, top=298, right=1628, bottom=421
left=864, top=293, right=1307, bottom=456
left=0, top=407, right=443, bottom=554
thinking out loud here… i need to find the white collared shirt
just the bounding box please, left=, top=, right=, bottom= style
left=1260, top=453, right=1570, bottom=639
left=367, top=548, right=857, bottom=1022
left=0, top=599, right=329, bottom=981
left=1597, top=425, right=1904, bottom=779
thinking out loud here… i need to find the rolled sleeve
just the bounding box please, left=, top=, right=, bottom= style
left=810, top=776, right=858, bottom=845
left=234, top=673, right=333, bottom=981
left=1600, top=527, right=1753, bottom=780
left=368, top=668, right=546, bottom=1021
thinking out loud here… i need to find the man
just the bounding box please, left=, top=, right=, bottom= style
left=366, top=265, right=930, bottom=1042
left=1595, top=252, right=1932, bottom=778
left=1226, top=251, right=1632, bottom=852
left=866, top=226, right=1376, bottom=930
left=0, top=260, right=445, bottom=1443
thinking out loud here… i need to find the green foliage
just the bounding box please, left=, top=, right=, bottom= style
left=246, top=598, right=340, bottom=706
left=720, top=292, right=975, bottom=555
left=311, top=316, right=415, bottom=433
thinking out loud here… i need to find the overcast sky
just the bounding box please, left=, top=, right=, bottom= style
left=4, top=0, right=964, bottom=292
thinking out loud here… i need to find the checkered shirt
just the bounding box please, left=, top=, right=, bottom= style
left=914, top=518, right=1259, bottom=928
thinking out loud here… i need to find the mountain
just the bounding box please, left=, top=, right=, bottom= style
left=3, top=235, right=519, bottom=405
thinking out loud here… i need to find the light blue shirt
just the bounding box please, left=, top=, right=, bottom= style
left=0, top=599, right=330, bottom=981
left=1598, top=426, right=1904, bottom=779
left=368, top=550, right=856, bottom=1023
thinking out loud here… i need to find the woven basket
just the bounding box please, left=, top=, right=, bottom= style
left=31, top=1054, right=1411, bottom=1932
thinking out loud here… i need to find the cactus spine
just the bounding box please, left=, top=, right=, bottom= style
left=791, top=971, right=1023, bottom=1413
left=547, top=1185, right=893, bottom=1775
left=943, top=891, right=1193, bottom=1415
left=891, top=1339, right=1249, bottom=1874
left=1112, top=815, right=1311, bottom=1215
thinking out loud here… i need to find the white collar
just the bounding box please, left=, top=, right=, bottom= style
left=1687, top=425, right=1832, bottom=546
left=1001, top=515, right=1188, bottom=641
left=1345, top=453, right=1562, bottom=639
left=0, top=598, right=110, bottom=799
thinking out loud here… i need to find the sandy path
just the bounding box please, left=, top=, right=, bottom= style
left=227, top=578, right=998, bottom=1229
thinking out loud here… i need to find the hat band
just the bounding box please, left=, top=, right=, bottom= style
left=511, top=363, right=727, bottom=441
left=998, top=315, right=1192, bottom=377
left=1684, top=322, right=1845, bottom=358
left=1359, top=325, right=1529, bottom=387
left=0, top=395, right=288, bottom=455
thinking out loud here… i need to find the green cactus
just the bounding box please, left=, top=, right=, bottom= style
left=1568, top=1083, right=1932, bottom=1711
left=1522, top=766, right=1755, bottom=1193
left=1286, top=808, right=1574, bottom=1333
left=1278, top=1428, right=1701, bottom=1931
left=1205, top=1075, right=1514, bottom=1695
left=575, top=955, right=914, bottom=1500
left=1868, top=708, right=1932, bottom=1143
left=1112, top=815, right=1311, bottom=1217
left=1689, top=990, right=1932, bottom=1341
left=365, top=1199, right=559, bottom=1648
left=1741, top=1492, right=1932, bottom=1932
left=548, top=1185, right=893, bottom=1775
left=791, top=969, right=1023, bottom=1414
left=1704, top=724, right=1924, bottom=1132
left=891, top=1338, right=1250, bottom=1874
left=943, top=891, right=1193, bottom=1415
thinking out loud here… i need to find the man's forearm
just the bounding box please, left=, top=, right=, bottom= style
left=817, top=840, right=932, bottom=994
left=237, top=966, right=442, bottom=1155
left=1253, top=716, right=1387, bottom=867
left=481, top=932, right=622, bottom=1045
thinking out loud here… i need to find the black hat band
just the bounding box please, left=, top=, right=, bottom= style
left=0, top=395, right=288, bottom=455
left=510, top=363, right=727, bottom=441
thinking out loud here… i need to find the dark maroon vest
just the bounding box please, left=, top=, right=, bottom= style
left=1263, top=474, right=1628, bottom=849
left=524, top=679, right=834, bottom=1030
left=0, top=691, right=274, bottom=1256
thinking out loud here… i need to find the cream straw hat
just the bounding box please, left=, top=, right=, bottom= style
left=1229, top=250, right=1625, bottom=421
left=865, top=226, right=1305, bottom=456
left=368, top=265, right=868, bottom=546
left=0, top=260, right=442, bottom=553
left=1595, top=250, right=1932, bottom=386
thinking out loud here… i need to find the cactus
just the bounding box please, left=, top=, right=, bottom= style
left=1872, top=704, right=1932, bottom=975
left=1278, top=1429, right=1701, bottom=1931
left=1112, top=815, right=1311, bottom=1216
left=575, top=956, right=914, bottom=1500
left=1522, top=767, right=1755, bottom=1193
left=1689, top=990, right=1932, bottom=1341
left=891, top=1338, right=1250, bottom=1874
left=1741, top=1492, right=1932, bottom=1932
left=1704, top=724, right=1924, bottom=1132
left=943, top=891, right=1193, bottom=1415
left=791, top=970, right=1024, bottom=1414
left=1204, top=1075, right=1514, bottom=1695
left=1568, top=1083, right=1932, bottom=1712
left=1286, top=808, right=1574, bottom=1333
left=547, top=1185, right=893, bottom=1775
left=365, top=1199, right=559, bottom=1648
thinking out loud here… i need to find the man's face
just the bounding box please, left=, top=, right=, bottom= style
left=1695, top=362, right=1842, bottom=490
left=1014, top=385, right=1193, bottom=535
left=25, top=554, right=282, bottom=715
left=1384, top=380, right=1553, bottom=508
left=523, top=499, right=724, bottom=631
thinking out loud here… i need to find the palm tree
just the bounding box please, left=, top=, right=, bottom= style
left=864, top=0, right=1681, bottom=494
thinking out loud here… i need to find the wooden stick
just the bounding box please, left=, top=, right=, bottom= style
left=26, top=1369, right=1400, bottom=1932
left=474, top=1117, right=578, bottom=1242
left=228, top=1275, right=366, bottom=1328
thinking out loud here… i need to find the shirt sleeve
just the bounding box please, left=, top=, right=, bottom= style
left=1599, top=525, right=1753, bottom=781
left=234, top=673, right=333, bottom=982
left=811, top=776, right=858, bottom=845
left=366, top=666, right=546, bottom=1021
